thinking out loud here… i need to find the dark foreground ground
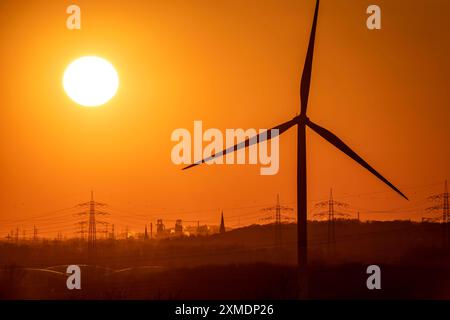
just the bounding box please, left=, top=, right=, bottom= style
left=1, top=221, right=450, bottom=299
left=1, top=262, right=450, bottom=299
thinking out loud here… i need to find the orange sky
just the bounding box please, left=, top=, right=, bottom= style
left=0, top=0, right=449, bottom=238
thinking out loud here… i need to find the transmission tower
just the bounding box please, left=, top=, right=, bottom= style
left=76, top=191, right=109, bottom=250
left=260, top=194, right=294, bottom=245
left=314, top=189, right=350, bottom=252
left=96, top=221, right=109, bottom=239
left=33, top=225, right=38, bottom=242
left=75, top=221, right=87, bottom=240
left=111, top=224, right=115, bottom=240
left=88, top=192, right=96, bottom=246
left=425, top=180, right=449, bottom=247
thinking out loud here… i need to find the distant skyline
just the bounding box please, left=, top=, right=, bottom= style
left=1, top=0, right=449, bottom=237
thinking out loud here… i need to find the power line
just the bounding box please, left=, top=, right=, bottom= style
left=260, top=194, right=294, bottom=245
left=75, top=191, right=110, bottom=249
left=313, top=188, right=351, bottom=255
left=424, top=180, right=449, bottom=247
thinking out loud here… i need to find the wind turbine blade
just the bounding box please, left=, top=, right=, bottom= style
left=300, top=0, right=320, bottom=115
left=183, top=116, right=300, bottom=170
left=306, top=119, right=408, bottom=200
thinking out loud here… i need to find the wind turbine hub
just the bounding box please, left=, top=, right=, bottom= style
left=297, top=114, right=309, bottom=124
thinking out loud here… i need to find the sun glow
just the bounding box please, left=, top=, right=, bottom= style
left=63, top=56, right=119, bottom=107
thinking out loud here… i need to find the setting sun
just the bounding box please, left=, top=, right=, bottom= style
left=63, top=56, right=119, bottom=107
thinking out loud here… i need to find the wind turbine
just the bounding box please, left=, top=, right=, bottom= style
left=183, top=0, right=408, bottom=270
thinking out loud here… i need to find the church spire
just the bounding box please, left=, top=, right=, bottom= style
left=219, top=211, right=225, bottom=233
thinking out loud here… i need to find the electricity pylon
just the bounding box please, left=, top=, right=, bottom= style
left=96, top=221, right=109, bottom=239
left=76, top=191, right=109, bottom=250
left=75, top=221, right=87, bottom=240
left=33, top=225, right=38, bottom=242
left=111, top=224, right=115, bottom=240
left=314, top=189, right=350, bottom=254
left=261, top=194, right=294, bottom=245
left=426, top=180, right=449, bottom=247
